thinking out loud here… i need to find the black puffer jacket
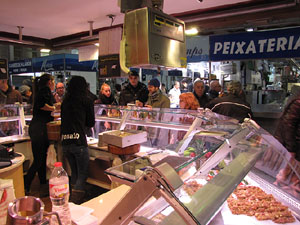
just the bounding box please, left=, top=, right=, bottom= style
left=206, top=94, right=252, bottom=122
left=95, top=93, right=117, bottom=105
left=119, top=82, right=148, bottom=106
left=274, top=97, right=300, bottom=160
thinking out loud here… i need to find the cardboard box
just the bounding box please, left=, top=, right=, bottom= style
left=102, top=130, right=147, bottom=148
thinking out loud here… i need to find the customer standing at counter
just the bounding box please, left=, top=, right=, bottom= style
left=179, top=92, right=200, bottom=110
left=95, top=83, right=117, bottom=131
left=206, top=81, right=252, bottom=122
left=145, top=78, right=170, bottom=108
left=193, top=79, right=211, bottom=108
left=25, top=73, right=56, bottom=196
left=208, top=80, right=222, bottom=99
left=95, top=83, right=117, bottom=105
left=119, top=71, right=148, bottom=106
left=53, top=82, right=65, bottom=103
left=61, top=76, right=95, bottom=204
left=0, top=79, right=22, bottom=104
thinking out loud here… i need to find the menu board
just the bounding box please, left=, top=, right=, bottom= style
left=0, top=58, right=8, bottom=79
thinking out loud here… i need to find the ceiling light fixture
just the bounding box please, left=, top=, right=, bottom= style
left=94, top=43, right=99, bottom=46
left=246, top=27, right=254, bottom=32
left=185, top=28, right=198, bottom=35
left=40, top=49, right=51, bottom=53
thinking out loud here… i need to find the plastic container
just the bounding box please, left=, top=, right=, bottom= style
left=49, top=162, right=71, bottom=225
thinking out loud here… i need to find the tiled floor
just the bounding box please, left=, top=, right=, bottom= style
left=27, top=175, right=108, bottom=212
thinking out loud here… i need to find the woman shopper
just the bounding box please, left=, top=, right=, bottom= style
left=95, top=83, right=117, bottom=131
left=61, top=76, right=95, bottom=204
left=179, top=92, right=200, bottom=110
left=25, top=73, right=56, bottom=196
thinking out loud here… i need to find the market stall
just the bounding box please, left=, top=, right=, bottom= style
left=82, top=105, right=300, bottom=225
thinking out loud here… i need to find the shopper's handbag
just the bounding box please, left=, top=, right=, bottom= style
left=0, top=145, right=12, bottom=169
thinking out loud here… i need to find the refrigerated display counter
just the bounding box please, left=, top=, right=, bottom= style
left=87, top=105, right=300, bottom=225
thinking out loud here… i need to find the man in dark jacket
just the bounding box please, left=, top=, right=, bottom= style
left=206, top=81, right=252, bottom=122
left=0, top=79, right=22, bottom=104
left=208, top=80, right=222, bottom=99
left=193, top=78, right=211, bottom=108
left=119, top=71, right=148, bottom=106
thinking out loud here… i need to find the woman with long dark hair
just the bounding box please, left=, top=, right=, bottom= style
left=25, top=73, right=56, bottom=196
left=61, top=76, right=95, bottom=204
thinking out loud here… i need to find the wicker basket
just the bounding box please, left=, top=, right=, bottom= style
left=46, top=121, right=61, bottom=141
left=108, top=144, right=140, bottom=155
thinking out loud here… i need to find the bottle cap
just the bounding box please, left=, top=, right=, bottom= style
left=54, top=162, right=62, bottom=167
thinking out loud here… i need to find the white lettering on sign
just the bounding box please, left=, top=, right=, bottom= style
left=245, top=40, right=256, bottom=54
left=212, top=35, right=300, bottom=55
left=9, top=61, right=31, bottom=68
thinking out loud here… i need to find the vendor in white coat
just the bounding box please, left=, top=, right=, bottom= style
left=168, top=81, right=181, bottom=108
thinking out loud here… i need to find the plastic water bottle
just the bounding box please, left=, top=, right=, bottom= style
left=49, top=162, right=71, bottom=225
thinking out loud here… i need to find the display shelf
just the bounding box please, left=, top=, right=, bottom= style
left=95, top=105, right=300, bottom=225
left=86, top=177, right=111, bottom=190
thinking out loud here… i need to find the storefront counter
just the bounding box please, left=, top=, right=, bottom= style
left=0, top=153, right=25, bottom=198
left=81, top=184, right=131, bottom=223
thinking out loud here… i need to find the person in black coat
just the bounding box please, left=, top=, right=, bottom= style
left=95, top=83, right=117, bottom=131
left=206, top=81, right=252, bottom=123
left=119, top=71, right=148, bottom=106
left=192, top=78, right=211, bottom=108
left=61, top=76, right=95, bottom=204
left=25, top=74, right=56, bottom=196
left=95, top=83, right=117, bottom=105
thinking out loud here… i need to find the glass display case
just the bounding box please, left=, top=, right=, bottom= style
left=0, top=104, right=32, bottom=137
left=91, top=105, right=300, bottom=225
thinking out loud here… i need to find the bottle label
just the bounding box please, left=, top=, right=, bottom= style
left=50, top=184, right=69, bottom=198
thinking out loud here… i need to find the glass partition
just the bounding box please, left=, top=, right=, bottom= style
left=99, top=104, right=300, bottom=224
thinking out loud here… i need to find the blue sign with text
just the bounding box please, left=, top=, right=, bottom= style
left=8, top=59, right=32, bottom=74
left=186, top=36, right=209, bottom=62
left=32, top=54, right=98, bottom=72
left=210, top=27, right=300, bottom=61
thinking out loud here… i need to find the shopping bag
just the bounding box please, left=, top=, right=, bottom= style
left=0, top=179, right=15, bottom=224
left=46, top=144, right=57, bottom=172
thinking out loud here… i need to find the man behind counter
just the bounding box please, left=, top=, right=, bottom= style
left=119, top=71, right=148, bottom=106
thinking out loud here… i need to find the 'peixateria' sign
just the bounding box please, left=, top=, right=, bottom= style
left=209, top=27, right=300, bottom=61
